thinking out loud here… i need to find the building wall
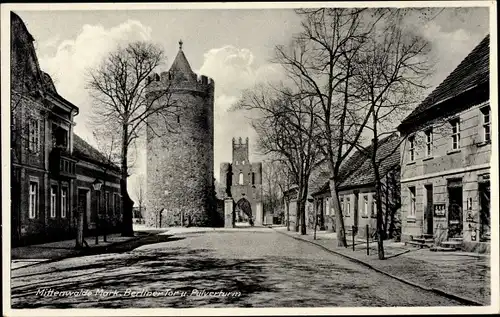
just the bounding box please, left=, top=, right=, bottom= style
left=219, top=138, right=264, bottom=225
left=145, top=73, right=215, bottom=227
left=74, top=164, right=122, bottom=236
left=400, top=101, right=491, bottom=243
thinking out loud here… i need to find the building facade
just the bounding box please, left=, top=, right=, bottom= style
left=11, top=12, right=122, bottom=246
left=145, top=41, right=215, bottom=227
left=311, top=135, right=401, bottom=240
left=220, top=138, right=266, bottom=226
left=397, top=35, right=490, bottom=251
left=73, top=135, right=123, bottom=239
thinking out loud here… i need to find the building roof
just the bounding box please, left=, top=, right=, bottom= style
left=73, top=133, right=120, bottom=172
left=169, top=41, right=195, bottom=79
left=399, top=34, right=489, bottom=129
left=11, top=12, right=79, bottom=114
left=313, top=134, right=401, bottom=196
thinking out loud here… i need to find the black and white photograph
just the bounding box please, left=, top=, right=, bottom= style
left=1, top=1, right=498, bottom=315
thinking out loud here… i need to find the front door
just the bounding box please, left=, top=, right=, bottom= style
left=479, top=181, right=490, bottom=241
left=447, top=184, right=463, bottom=239
left=78, top=189, right=88, bottom=233
left=425, top=185, right=434, bottom=235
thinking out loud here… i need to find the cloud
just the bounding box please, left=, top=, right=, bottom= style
left=196, top=45, right=284, bottom=180
left=38, top=20, right=153, bottom=140
left=37, top=20, right=153, bottom=202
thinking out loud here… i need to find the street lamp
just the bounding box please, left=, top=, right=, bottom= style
left=92, top=179, right=103, bottom=244
left=93, top=178, right=103, bottom=191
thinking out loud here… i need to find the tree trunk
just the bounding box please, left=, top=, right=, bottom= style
left=374, top=171, right=385, bottom=260
left=329, top=178, right=347, bottom=247
left=299, top=187, right=308, bottom=235
left=121, top=124, right=134, bottom=237
left=295, top=199, right=300, bottom=232
left=75, top=208, right=84, bottom=249
left=286, top=198, right=290, bottom=231
left=299, top=200, right=307, bottom=235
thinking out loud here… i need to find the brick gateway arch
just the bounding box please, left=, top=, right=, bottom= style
left=235, top=197, right=253, bottom=226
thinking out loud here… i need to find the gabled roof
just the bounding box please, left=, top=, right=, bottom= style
left=312, top=134, right=401, bottom=196
left=73, top=133, right=120, bottom=172
left=399, top=34, right=489, bottom=129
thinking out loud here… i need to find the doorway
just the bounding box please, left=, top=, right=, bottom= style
left=425, top=184, right=434, bottom=235
left=78, top=188, right=89, bottom=233
left=447, top=180, right=463, bottom=239
left=479, top=181, right=490, bottom=241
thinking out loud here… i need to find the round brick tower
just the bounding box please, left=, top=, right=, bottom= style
left=145, top=40, right=214, bottom=227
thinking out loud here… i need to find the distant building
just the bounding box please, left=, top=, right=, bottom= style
left=10, top=12, right=122, bottom=246
left=397, top=35, right=490, bottom=252
left=311, top=134, right=401, bottom=239
left=220, top=138, right=268, bottom=226
left=145, top=41, right=215, bottom=227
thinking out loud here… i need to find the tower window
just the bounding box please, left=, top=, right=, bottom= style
left=239, top=172, right=244, bottom=185
left=252, top=172, right=255, bottom=185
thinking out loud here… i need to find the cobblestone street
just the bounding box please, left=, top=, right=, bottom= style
left=10, top=229, right=467, bottom=308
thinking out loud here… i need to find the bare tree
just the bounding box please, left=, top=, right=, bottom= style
left=236, top=84, right=322, bottom=235
left=86, top=41, right=178, bottom=236
left=348, top=16, right=432, bottom=258
left=274, top=8, right=391, bottom=246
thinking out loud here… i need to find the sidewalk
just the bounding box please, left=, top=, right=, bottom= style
left=11, top=233, right=141, bottom=269
left=275, top=226, right=490, bottom=306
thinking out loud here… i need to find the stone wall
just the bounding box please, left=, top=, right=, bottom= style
left=146, top=76, right=215, bottom=227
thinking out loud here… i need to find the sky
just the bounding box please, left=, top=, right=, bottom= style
left=12, top=5, right=491, bottom=203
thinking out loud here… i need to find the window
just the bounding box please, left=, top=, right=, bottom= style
left=238, top=172, right=244, bottom=185
left=372, top=197, right=377, bottom=217
left=450, top=119, right=460, bottom=150
left=242, top=160, right=245, bottom=165
left=408, top=136, right=415, bottom=161
left=409, top=187, right=416, bottom=217
left=346, top=197, right=351, bottom=216
left=481, top=107, right=491, bottom=142
left=28, top=118, right=40, bottom=152
left=29, top=181, right=38, bottom=219
left=251, top=172, right=255, bottom=185
left=105, top=192, right=110, bottom=216
left=114, top=193, right=120, bottom=215
left=61, top=187, right=68, bottom=218
left=425, top=128, right=433, bottom=156
left=363, top=195, right=368, bottom=217
left=340, top=197, right=344, bottom=213
left=50, top=186, right=57, bottom=218
left=326, top=198, right=330, bottom=216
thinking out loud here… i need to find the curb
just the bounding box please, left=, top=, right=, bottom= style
left=274, top=229, right=485, bottom=306
left=11, top=235, right=145, bottom=270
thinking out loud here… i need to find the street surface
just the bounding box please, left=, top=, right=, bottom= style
left=11, top=229, right=464, bottom=308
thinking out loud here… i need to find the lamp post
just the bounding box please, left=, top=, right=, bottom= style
left=93, top=179, right=103, bottom=245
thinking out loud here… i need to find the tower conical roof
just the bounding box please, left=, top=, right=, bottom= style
left=169, top=39, right=194, bottom=77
